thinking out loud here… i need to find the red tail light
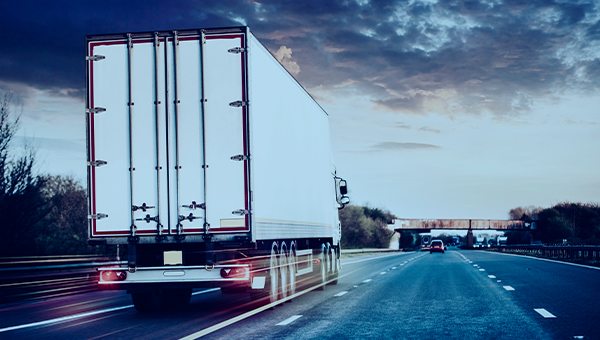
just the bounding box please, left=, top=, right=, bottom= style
left=220, top=267, right=247, bottom=279
left=101, top=270, right=127, bottom=282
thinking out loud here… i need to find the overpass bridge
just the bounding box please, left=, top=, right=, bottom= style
left=391, top=219, right=536, bottom=247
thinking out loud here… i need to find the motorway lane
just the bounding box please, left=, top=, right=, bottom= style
left=459, top=249, right=600, bottom=339
left=1, top=249, right=598, bottom=339
left=200, top=249, right=551, bottom=340
left=0, top=252, right=412, bottom=340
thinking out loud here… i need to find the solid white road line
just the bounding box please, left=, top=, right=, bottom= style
left=276, top=315, right=303, bottom=326
left=0, top=305, right=132, bottom=333
left=534, top=308, right=556, bottom=318
left=0, top=288, right=221, bottom=334
left=334, top=291, right=348, bottom=297
left=503, top=286, right=515, bottom=291
left=179, top=267, right=365, bottom=340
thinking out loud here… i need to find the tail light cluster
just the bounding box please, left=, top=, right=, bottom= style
left=101, top=270, right=127, bottom=282
left=220, top=267, right=247, bottom=279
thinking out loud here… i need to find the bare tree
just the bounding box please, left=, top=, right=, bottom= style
left=0, top=93, right=48, bottom=256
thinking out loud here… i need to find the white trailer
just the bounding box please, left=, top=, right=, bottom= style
left=86, top=27, right=349, bottom=312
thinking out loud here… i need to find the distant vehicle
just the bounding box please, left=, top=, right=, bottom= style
left=497, top=236, right=508, bottom=246
left=430, top=240, right=445, bottom=254
left=421, top=235, right=432, bottom=251
left=452, top=237, right=459, bottom=246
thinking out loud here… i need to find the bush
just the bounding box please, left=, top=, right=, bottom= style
left=339, top=205, right=394, bottom=248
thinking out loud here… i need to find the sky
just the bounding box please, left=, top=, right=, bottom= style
left=1, top=0, right=599, bottom=220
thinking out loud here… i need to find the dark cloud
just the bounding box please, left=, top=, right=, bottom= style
left=1, top=0, right=599, bottom=119
left=371, top=141, right=441, bottom=151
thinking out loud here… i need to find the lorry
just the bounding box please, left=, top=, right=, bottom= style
left=85, top=26, right=349, bottom=312
left=420, top=234, right=431, bottom=251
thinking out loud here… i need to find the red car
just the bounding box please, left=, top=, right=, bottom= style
left=430, top=240, right=445, bottom=254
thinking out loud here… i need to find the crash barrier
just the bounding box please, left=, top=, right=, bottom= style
left=494, top=245, right=600, bottom=264
left=0, top=249, right=397, bottom=304
left=0, top=255, right=122, bottom=304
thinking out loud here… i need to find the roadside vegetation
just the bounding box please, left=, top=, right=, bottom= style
left=0, top=94, right=94, bottom=256
left=507, top=203, right=600, bottom=245
left=338, top=205, right=395, bottom=249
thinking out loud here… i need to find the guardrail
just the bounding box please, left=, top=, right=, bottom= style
left=0, top=249, right=400, bottom=304
left=0, top=255, right=122, bottom=304
left=492, top=245, right=600, bottom=264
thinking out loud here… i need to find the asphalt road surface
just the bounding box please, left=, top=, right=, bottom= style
left=2, top=248, right=599, bottom=339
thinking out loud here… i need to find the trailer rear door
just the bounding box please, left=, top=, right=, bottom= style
left=87, top=31, right=250, bottom=238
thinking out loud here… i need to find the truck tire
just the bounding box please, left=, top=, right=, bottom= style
left=280, top=242, right=290, bottom=300
left=289, top=242, right=297, bottom=296
left=316, top=243, right=327, bottom=290
left=268, top=241, right=280, bottom=304
left=328, top=246, right=339, bottom=285
left=131, top=291, right=163, bottom=313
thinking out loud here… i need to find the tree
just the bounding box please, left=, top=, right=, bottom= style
left=0, top=93, right=48, bottom=256
left=509, top=205, right=543, bottom=220
left=35, top=175, right=88, bottom=255
left=339, top=205, right=394, bottom=248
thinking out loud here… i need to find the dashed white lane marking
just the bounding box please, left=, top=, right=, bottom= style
left=479, top=269, right=486, bottom=271
left=392, top=267, right=397, bottom=269
left=534, top=309, right=556, bottom=319
left=363, top=279, right=372, bottom=283
left=0, top=288, right=220, bottom=333
left=488, top=275, right=496, bottom=279
left=503, top=286, right=515, bottom=291
left=380, top=272, right=387, bottom=275
left=497, top=280, right=502, bottom=283
left=334, top=291, right=348, bottom=297
left=276, top=315, right=303, bottom=326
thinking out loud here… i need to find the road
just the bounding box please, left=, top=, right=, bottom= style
left=1, top=248, right=599, bottom=339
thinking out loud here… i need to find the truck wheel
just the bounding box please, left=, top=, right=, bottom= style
left=280, top=242, right=290, bottom=300
left=131, top=291, right=163, bottom=313
left=328, top=246, right=339, bottom=285
left=268, top=241, right=280, bottom=304
left=289, top=242, right=297, bottom=296
left=316, top=243, right=327, bottom=290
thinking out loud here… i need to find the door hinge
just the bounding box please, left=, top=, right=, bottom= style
left=179, top=213, right=202, bottom=222
left=182, top=201, right=206, bottom=210
left=232, top=209, right=250, bottom=216
left=135, top=214, right=159, bottom=223
left=88, top=213, right=108, bottom=220
left=86, top=55, right=105, bottom=61
left=228, top=47, right=247, bottom=54
left=88, top=160, right=107, bottom=167
left=230, top=154, right=249, bottom=161
left=86, top=107, right=106, bottom=114
left=132, top=203, right=155, bottom=212
left=229, top=100, right=248, bottom=107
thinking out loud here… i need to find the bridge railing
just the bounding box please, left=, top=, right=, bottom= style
left=0, top=255, right=123, bottom=304
left=493, top=245, right=600, bottom=264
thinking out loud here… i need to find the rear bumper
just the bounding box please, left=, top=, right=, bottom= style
left=97, top=264, right=251, bottom=286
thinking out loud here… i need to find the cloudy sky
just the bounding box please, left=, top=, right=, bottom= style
left=2, top=0, right=599, bottom=219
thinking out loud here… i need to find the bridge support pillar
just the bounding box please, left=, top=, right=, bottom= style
left=467, top=226, right=474, bottom=248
